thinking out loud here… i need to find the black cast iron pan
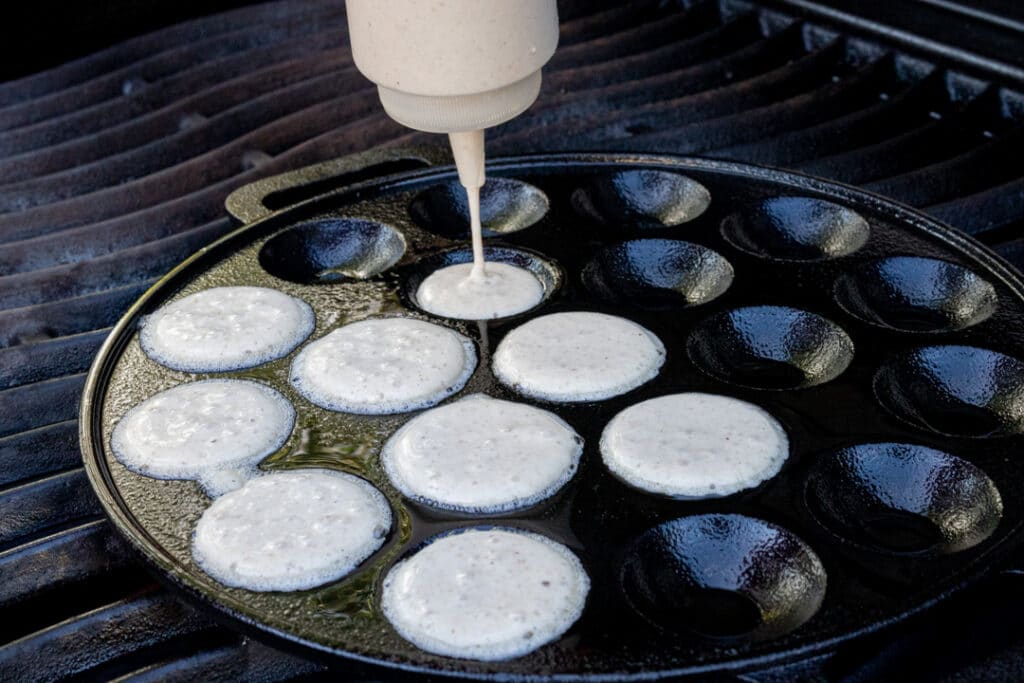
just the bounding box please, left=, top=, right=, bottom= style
left=80, top=150, right=1024, bottom=680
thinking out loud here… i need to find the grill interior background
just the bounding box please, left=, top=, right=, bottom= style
left=1, top=0, right=1022, bottom=680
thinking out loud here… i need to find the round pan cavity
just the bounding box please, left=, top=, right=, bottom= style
left=834, top=256, right=997, bottom=332
left=401, top=246, right=562, bottom=320
left=581, top=239, right=733, bottom=309
left=874, top=345, right=1024, bottom=437
left=571, top=169, right=711, bottom=230
left=722, top=196, right=869, bottom=261
left=807, top=443, right=1002, bottom=555
left=259, top=218, right=406, bottom=284
left=621, top=514, right=826, bottom=640
left=409, top=177, right=549, bottom=238
left=687, top=306, right=854, bottom=390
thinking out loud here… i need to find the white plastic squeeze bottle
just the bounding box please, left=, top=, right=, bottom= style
left=345, top=0, right=559, bottom=277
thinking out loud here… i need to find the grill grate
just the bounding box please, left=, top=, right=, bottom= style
left=0, top=0, right=1021, bottom=679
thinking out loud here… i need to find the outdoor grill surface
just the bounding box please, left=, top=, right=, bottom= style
left=1, top=0, right=1023, bottom=681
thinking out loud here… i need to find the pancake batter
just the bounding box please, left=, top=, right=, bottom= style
left=110, top=379, right=294, bottom=496
left=493, top=311, right=665, bottom=402
left=290, top=317, right=476, bottom=414
left=382, top=394, right=582, bottom=512
left=140, top=286, right=314, bottom=372
left=192, top=469, right=392, bottom=591
left=381, top=528, right=589, bottom=660
left=416, top=261, right=544, bottom=320
left=601, top=393, right=789, bottom=498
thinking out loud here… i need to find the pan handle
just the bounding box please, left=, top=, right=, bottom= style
left=224, top=146, right=449, bottom=223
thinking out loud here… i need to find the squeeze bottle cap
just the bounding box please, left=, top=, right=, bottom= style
left=345, top=0, right=558, bottom=134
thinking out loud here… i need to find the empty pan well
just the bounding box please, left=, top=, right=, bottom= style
left=621, top=514, right=826, bottom=640
left=834, top=256, right=997, bottom=332
left=874, top=345, right=1024, bottom=438
left=259, top=218, right=406, bottom=284
left=687, top=306, right=854, bottom=390
left=571, top=169, right=711, bottom=230
left=581, top=239, right=733, bottom=309
left=722, top=196, right=869, bottom=261
left=408, top=178, right=549, bottom=239
left=807, top=443, right=1002, bottom=555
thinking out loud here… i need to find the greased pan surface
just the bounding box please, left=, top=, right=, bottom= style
left=81, top=153, right=1024, bottom=680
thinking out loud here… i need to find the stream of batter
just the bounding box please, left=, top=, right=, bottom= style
left=414, top=130, right=544, bottom=320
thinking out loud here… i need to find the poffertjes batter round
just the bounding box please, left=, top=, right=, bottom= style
left=290, top=317, right=476, bottom=414
left=140, top=286, right=314, bottom=372
left=382, top=394, right=582, bottom=512
left=110, top=379, right=294, bottom=496
left=381, top=528, right=589, bottom=661
left=416, top=262, right=544, bottom=320
left=192, top=469, right=392, bottom=591
left=493, top=311, right=665, bottom=402
left=601, top=393, right=789, bottom=498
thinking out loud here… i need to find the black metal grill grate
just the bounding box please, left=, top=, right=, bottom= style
left=0, top=0, right=1021, bottom=679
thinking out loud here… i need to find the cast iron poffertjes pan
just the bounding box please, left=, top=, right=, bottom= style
left=80, top=151, right=1024, bottom=680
